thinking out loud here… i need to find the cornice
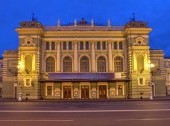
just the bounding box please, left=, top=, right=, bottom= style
left=131, top=46, right=150, bottom=50
left=125, top=28, right=152, bottom=34
left=44, top=31, right=125, bottom=38
left=16, top=28, right=44, bottom=35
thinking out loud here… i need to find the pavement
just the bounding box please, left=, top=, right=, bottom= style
left=0, top=96, right=170, bottom=102
left=1, top=99, right=170, bottom=126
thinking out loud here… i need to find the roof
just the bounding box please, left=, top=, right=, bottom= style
left=125, top=20, right=148, bottom=28
left=19, top=20, right=43, bottom=28
left=18, top=18, right=149, bottom=31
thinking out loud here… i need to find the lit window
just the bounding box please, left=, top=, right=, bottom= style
left=119, top=42, right=123, bottom=49
left=118, top=85, right=123, bottom=95
left=47, top=86, right=52, bottom=96
left=114, top=56, right=123, bottom=72
left=114, top=42, right=117, bottom=49
left=25, top=79, right=31, bottom=86
left=97, top=56, right=106, bottom=72
left=80, top=56, right=89, bottom=72
left=63, top=56, right=72, bottom=72
left=85, top=41, right=89, bottom=50
left=46, top=57, right=55, bottom=72
left=68, top=41, right=72, bottom=50
left=51, top=42, right=55, bottom=50
left=63, top=42, right=67, bottom=50
left=25, top=55, right=32, bottom=74
left=80, top=42, right=84, bottom=50
left=102, top=42, right=106, bottom=50
left=46, top=42, right=50, bottom=50
left=137, top=55, right=144, bottom=72
left=97, top=42, right=101, bottom=50
left=139, top=78, right=144, bottom=85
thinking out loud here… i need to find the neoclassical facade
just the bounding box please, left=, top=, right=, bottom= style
left=2, top=18, right=167, bottom=99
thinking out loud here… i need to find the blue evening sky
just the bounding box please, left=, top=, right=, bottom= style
left=0, top=0, right=170, bottom=56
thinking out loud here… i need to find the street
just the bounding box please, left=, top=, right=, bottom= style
left=0, top=100, right=170, bottom=126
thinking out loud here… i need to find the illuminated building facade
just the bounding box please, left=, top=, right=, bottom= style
left=0, top=57, right=3, bottom=97
left=1, top=18, right=167, bottom=99
left=164, top=57, right=170, bottom=95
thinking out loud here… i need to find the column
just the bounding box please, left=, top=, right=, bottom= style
left=92, top=41, right=96, bottom=72
left=74, top=41, right=78, bottom=72
left=108, top=41, right=113, bottom=72
left=56, top=42, right=60, bottom=72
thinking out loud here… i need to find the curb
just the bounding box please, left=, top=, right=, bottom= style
left=0, top=98, right=170, bottom=102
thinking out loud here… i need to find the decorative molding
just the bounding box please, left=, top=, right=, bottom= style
left=132, top=36, right=147, bottom=46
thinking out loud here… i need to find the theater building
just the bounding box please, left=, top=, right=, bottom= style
left=2, top=18, right=167, bottom=100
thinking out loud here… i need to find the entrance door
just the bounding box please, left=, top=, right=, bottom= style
left=81, top=86, right=89, bottom=99
left=99, top=85, right=107, bottom=98
left=63, top=86, right=71, bottom=99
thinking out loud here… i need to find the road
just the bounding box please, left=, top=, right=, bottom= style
left=0, top=100, right=170, bottom=126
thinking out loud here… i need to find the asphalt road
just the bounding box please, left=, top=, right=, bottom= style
left=0, top=100, right=170, bottom=126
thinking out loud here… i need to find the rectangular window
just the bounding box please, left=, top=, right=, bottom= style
left=47, top=86, right=52, bottom=96
left=102, top=42, right=106, bottom=50
left=114, top=42, right=117, bottom=49
left=51, top=42, right=55, bottom=50
left=68, top=41, right=72, bottom=50
left=139, top=78, right=143, bottom=85
left=80, top=41, right=84, bottom=50
left=97, top=42, right=101, bottom=50
left=119, top=42, right=123, bottom=49
left=85, top=41, right=89, bottom=50
left=118, top=85, right=123, bottom=95
left=46, top=42, right=50, bottom=50
left=63, top=42, right=67, bottom=50
left=25, top=79, right=31, bottom=87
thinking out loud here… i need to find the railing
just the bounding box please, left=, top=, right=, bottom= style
left=44, top=26, right=124, bottom=31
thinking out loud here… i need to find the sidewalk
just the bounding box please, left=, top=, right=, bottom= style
left=0, top=96, right=170, bottom=102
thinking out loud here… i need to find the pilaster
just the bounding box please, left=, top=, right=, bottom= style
left=108, top=41, right=113, bottom=72
left=73, top=41, right=78, bottom=72
left=56, top=42, right=61, bottom=72
left=91, top=41, right=96, bottom=72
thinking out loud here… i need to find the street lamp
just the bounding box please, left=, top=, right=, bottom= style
left=149, top=63, right=155, bottom=100
left=17, top=61, right=24, bottom=101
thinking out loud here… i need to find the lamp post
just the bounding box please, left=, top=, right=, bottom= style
left=149, top=63, right=155, bottom=100
left=17, top=61, right=24, bottom=101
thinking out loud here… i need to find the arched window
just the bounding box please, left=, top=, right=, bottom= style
left=63, top=56, right=72, bottom=72
left=25, top=55, right=32, bottom=74
left=97, top=56, right=106, bottom=72
left=80, top=56, right=89, bottom=72
left=114, top=56, right=123, bottom=72
left=46, top=57, right=55, bottom=72
left=137, top=55, right=144, bottom=72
